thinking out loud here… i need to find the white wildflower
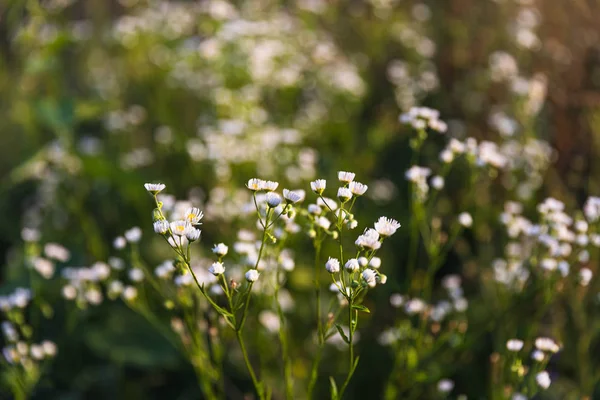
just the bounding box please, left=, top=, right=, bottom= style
left=338, top=171, right=355, bottom=183
left=536, top=371, right=551, bottom=389
left=506, top=339, right=524, bottom=352
left=153, top=220, right=169, bottom=234
left=184, top=207, right=204, bottom=224
left=245, top=269, right=260, bottom=282
left=144, top=183, right=166, bottom=195
left=209, top=262, right=225, bottom=276
left=310, top=179, right=326, bottom=195
left=345, top=259, right=360, bottom=272
left=374, top=217, right=401, bottom=237
left=212, top=243, right=228, bottom=256
left=325, top=258, right=340, bottom=273
left=362, top=269, right=377, bottom=287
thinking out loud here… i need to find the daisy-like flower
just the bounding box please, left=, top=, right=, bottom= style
left=310, top=179, right=326, bottom=195
left=170, top=220, right=191, bottom=236
left=349, top=181, right=368, bottom=196
left=184, top=207, right=204, bottom=225
left=338, top=171, right=355, bottom=183
left=362, top=269, right=377, bottom=288
left=125, top=227, right=142, bottom=243
left=355, top=229, right=381, bottom=250
left=531, top=350, right=545, bottom=362
left=536, top=371, right=551, bottom=389
left=263, top=180, right=279, bottom=191
left=506, top=339, right=524, bottom=352
left=374, top=217, right=401, bottom=237
left=186, top=228, right=201, bottom=242
left=42, top=341, right=57, bottom=357
left=325, top=257, right=340, bottom=273
left=212, top=243, right=228, bottom=256
left=245, top=269, right=260, bottom=282
left=247, top=178, right=265, bottom=191
left=283, top=189, right=304, bottom=204
left=266, top=192, right=282, bottom=208
left=316, top=216, right=331, bottom=230
left=535, top=337, right=560, bottom=353
left=431, top=176, right=445, bottom=190
left=113, top=237, right=126, bottom=249
left=458, top=212, right=473, bottom=228
left=308, top=204, right=322, bottom=215
left=144, top=183, right=166, bottom=195
left=129, top=268, right=144, bottom=282
left=345, top=258, right=360, bottom=272
left=209, top=262, right=225, bottom=276
left=123, top=286, right=138, bottom=301
left=437, top=379, right=454, bottom=393
left=337, top=187, right=352, bottom=202
left=153, top=220, right=169, bottom=234
left=369, top=257, right=382, bottom=269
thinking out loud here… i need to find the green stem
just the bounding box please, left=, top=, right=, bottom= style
left=308, top=239, right=324, bottom=400
left=338, top=300, right=356, bottom=399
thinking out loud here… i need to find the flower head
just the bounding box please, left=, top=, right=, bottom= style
left=337, top=187, right=352, bottom=203
left=310, top=179, right=326, bottom=195
left=283, top=189, right=304, bottom=204
left=355, top=229, right=381, bottom=250
left=209, top=262, right=225, bottom=276
left=325, top=257, right=340, bottom=273
left=338, top=171, right=355, bottom=183
left=184, top=207, right=204, bottom=225
left=153, top=220, right=169, bottom=234
left=186, top=228, right=201, bottom=242
left=124, top=227, right=142, bottom=243
left=349, top=181, right=368, bottom=196
left=144, top=183, right=166, bottom=195
left=263, top=181, right=279, bottom=191
left=266, top=192, right=282, bottom=208
left=536, top=371, right=551, bottom=389
left=506, top=339, right=524, bottom=352
left=212, top=243, right=228, bottom=256
left=345, top=258, right=360, bottom=272
left=247, top=178, right=266, bottom=191
left=245, top=269, right=260, bottom=282
left=362, top=269, right=377, bottom=287
left=458, top=212, right=473, bottom=228
left=535, top=337, right=560, bottom=353
left=170, top=220, right=191, bottom=236
left=374, top=217, right=401, bottom=237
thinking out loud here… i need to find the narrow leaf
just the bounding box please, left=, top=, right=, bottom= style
left=329, top=377, right=339, bottom=400
left=335, top=324, right=350, bottom=344
left=352, top=304, right=370, bottom=313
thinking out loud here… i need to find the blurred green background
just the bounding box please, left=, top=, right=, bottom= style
left=1, top=0, right=600, bottom=399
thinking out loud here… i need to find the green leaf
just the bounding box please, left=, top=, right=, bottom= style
left=352, top=304, right=370, bottom=313
left=351, top=356, right=360, bottom=374
left=329, top=377, right=339, bottom=400
left=335, top=324, right=350, bottom=344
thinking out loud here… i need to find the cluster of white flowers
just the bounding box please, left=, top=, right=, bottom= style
left=0, top=288, right=32, bottom=311
left=400, top=107, right=447, bottom=133
left=0, top=287, right=58, bottom=375
left=494, top=196, right=599, bottom=291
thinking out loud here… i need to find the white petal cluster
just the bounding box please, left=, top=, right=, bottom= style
left=374, top=217, right=401, bottom=237
left=325, top=257, right=340, bottom=273
left=400, top=107, right=447, bottom=133
left=310, top=179, right=327, bottom=194
left=338, top=171, right=355, bottom=183
left=144, top=183, right=166, bottom=194
left=355, top=229, right=381, bottom=250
